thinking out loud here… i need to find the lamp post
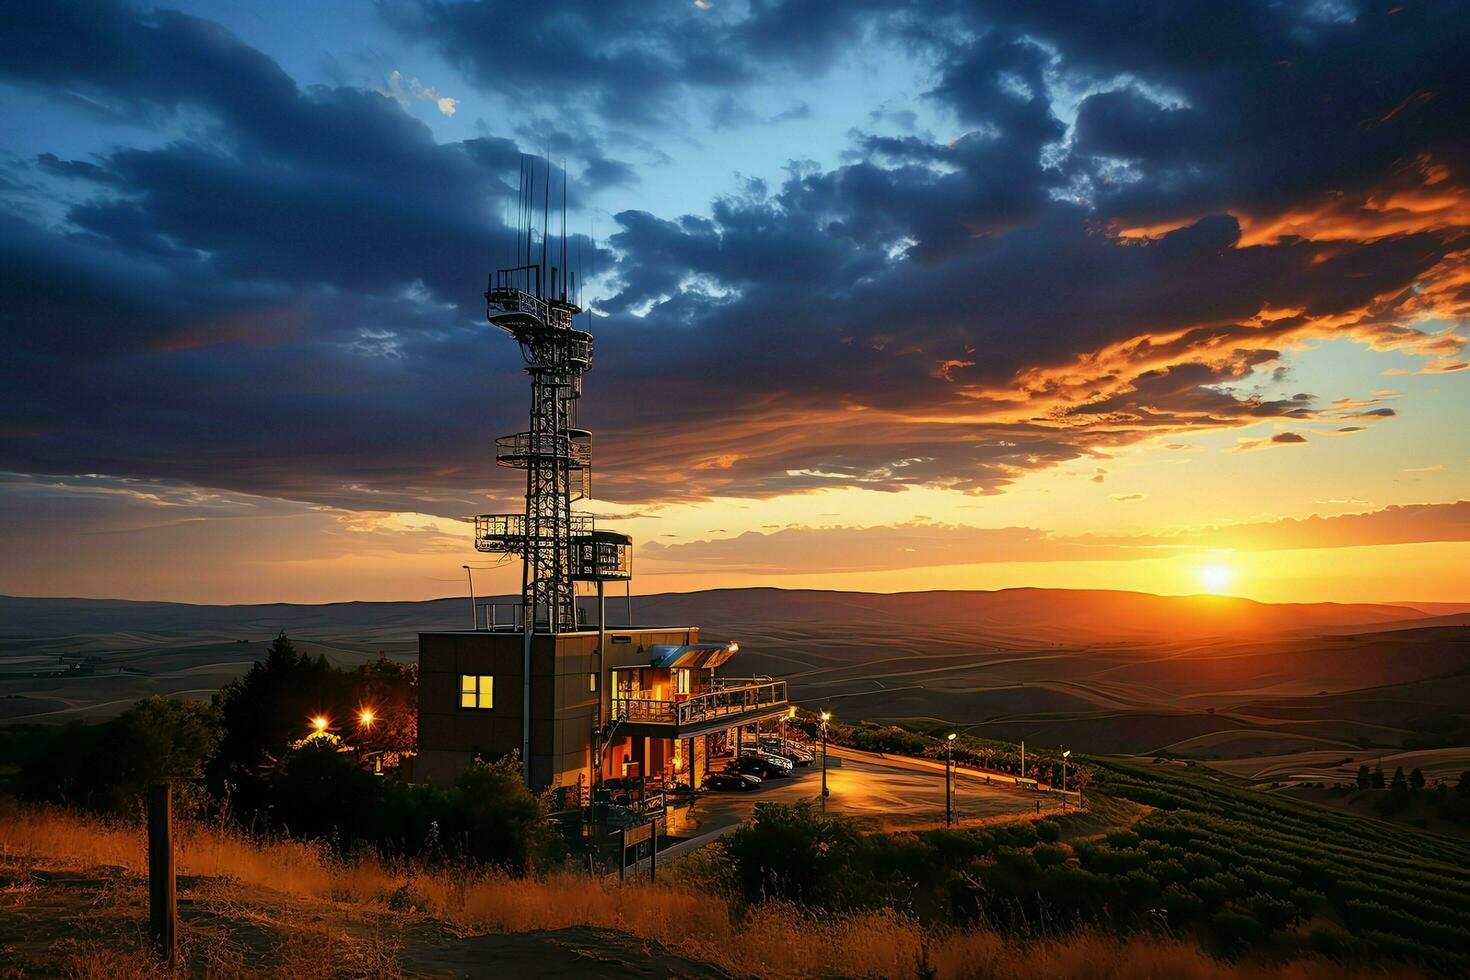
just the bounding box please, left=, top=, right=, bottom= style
left=1061, top=748, right=1071, bottom=807
left=462, top=565, right=476, bottom=630
left=785, top=705, right=796, bottom=756
left=820, top=711, right=831, bottom=809
left=946, top=732, right=957, bottom=826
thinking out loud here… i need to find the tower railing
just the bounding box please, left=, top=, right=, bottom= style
left=495, top=431, right=592, bottom=467
left=473, top=513, right=596, bottom=554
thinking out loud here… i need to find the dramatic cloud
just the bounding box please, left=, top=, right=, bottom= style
left=0, top=0, right=1466, bottom=525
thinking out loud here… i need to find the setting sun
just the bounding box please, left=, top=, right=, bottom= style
left=1198, top=564, right=1235, bottom=594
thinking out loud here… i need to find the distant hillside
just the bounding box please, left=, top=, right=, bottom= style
left=0, top=586, right=1431, bottom=649
left=3, top=589, right=1463, bottom=743
left=637, top=588, right=1429, bottom=642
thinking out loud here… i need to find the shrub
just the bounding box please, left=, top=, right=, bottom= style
left=453, top=753, right=557, bottom=874
left=1208, top=909, right=1263, bottom=958
left=263, top=738, right=382, bottom=844
left=723, top=801, right=865, bottom=908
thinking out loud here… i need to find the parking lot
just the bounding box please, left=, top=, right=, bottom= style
left=661, top=746, right=1049, bottom=843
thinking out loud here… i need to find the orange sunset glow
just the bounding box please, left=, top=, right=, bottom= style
left=4, top=6, right=1470, bottom=978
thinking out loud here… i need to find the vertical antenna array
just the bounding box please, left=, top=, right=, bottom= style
left=473, top=155, right=632, bottom=635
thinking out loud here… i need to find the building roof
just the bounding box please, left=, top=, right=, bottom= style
left=648, top=641, right=738, bottom=669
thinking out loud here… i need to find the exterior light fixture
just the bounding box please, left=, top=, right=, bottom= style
left=359, top=708, right=375, bottom=728
left=946, top=733, right=957, bottom=825
left=819, top=711, right=831, bottom=805
left=312, top=715, right=329, bottom=733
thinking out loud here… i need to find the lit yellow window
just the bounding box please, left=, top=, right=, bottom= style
left=459, top=674, right=493, bottom=709
left=589, top=672, right=598, bottom=693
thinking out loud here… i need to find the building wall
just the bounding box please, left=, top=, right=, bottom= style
left=417, top=626, right=700, bottom=791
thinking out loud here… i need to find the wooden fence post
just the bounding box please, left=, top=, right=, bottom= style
left=147, top=783, right=177, bottom=969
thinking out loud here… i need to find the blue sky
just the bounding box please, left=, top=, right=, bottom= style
left=0, top=0, right=1466, bottom=603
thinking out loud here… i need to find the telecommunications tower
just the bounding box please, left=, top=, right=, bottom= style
left=474, top=158, right=631, bottom=635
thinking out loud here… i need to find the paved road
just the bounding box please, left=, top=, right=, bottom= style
left=662, top=749, right=1043, bottom=842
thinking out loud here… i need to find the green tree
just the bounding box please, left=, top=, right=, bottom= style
left=15, top=697, right=220, bottom=813
left=208, top=632, right=354, bottom=810
left=1371, top=764, right=1385, bottom=789
left=1389, top=766, right=1408, bottom=794
left=1457, top=771, right=1470, bottom=799
left=1409, top=767, right=1426, bottom=792
left=1355, top=765, right=1371, bottom=790
left=112, top=695, right=221, bottom=793
left=352, top=655, right=418, bottom=756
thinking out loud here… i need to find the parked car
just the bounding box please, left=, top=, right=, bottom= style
left=731, top=751, right=794, bottom=779
left=758, top=738, right=815, bottom=766
left=704, top=770, right=762, bottom=791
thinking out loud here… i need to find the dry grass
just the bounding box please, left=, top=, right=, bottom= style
left=0, top=806, right=1423, bottom=979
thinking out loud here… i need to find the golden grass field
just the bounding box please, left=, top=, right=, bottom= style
left=0, top=803, right=1431, bottom=979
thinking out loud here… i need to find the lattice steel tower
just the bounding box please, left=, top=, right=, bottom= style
left=474, top=159, right=631, bottom=634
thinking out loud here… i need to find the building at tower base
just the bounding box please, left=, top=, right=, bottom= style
left=417, top=625, right=788, bottom=793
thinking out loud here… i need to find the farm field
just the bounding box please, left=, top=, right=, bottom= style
left=4, top=590, right=1469, bottom=766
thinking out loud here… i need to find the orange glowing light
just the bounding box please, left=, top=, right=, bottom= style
left=358, top=708, right=375, bottom=728
left=312, top=715, right=329, bottom=732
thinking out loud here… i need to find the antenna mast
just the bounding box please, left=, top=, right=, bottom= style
left=474, top=174, right=632, bottom=635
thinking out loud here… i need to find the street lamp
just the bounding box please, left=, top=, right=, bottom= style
left=359, top=708, right=375, bottom=729
left=820, top=711, right=831, bottom=807
left=946, top=732, right=957, bottom=827
left=462, top=565, right=476, bottom=630
left=1061, top=748, right=1071, bottom=801
left=311, top=715, right=329, bottom=734
left=785, top=705, right=797, bottom=755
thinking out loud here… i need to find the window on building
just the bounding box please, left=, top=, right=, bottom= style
left=675, top=668, right=691, bottom=696
left=459, top=673, right=493, bottom=709
left=589, top=672, right=598, bottom=693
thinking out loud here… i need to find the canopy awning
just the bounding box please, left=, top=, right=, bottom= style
left=649, top=641, right=738, bottom=670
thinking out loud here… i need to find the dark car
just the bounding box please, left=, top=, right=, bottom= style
left=758, top=738, right=815, bottom=766
left=730, top=752, right=794, bottom=779
left=704, top=770, right=762, bottom=791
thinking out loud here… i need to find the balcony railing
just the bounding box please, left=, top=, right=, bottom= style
left=611, top=680, right=787, bottom=728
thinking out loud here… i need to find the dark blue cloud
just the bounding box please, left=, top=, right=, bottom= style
left=0, top=0, right=1464, bottom=515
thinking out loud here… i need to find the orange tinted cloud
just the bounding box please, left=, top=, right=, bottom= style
left=644, top=501, right=1470, bottom=574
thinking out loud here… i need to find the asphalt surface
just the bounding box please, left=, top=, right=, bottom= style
left=664, top=749, right=1042, bottom=840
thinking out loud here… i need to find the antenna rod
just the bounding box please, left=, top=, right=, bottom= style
left=562, top=160, right=568, bottom=301
left=541, top=153, right=550, bottom=299
left=525, top=157, right=532, bottom=274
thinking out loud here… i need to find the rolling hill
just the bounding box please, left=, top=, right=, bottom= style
left=2, top=589, right=1467, bottom=772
